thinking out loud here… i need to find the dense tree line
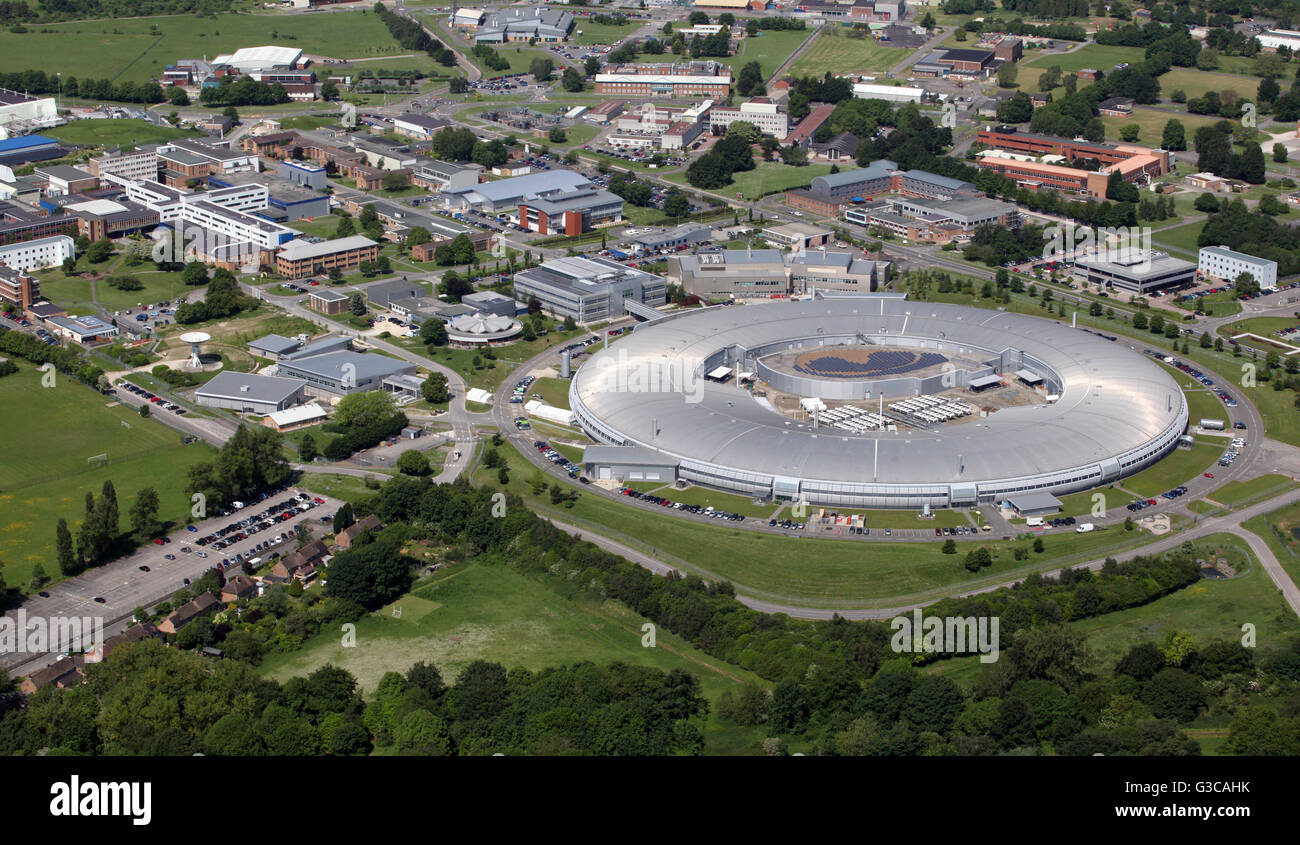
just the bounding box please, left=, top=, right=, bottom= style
left=199, top=75, right=290, bottom=108
left=0, top=642, right=709, bottom=755
left=1200, top=197, right=1300, bottom=275
left=429, top=126, right=507, bottom=167
left=0, top=326, right=104, bottom=388
left=320, top=406, right=409, bottom=461
left=0, top=69, right=165, bottom=105
left=34, top=0, right=232, bottom=21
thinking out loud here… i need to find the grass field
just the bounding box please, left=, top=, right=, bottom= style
left=787, top=32, right=915, bottom=78
left=530, top=377, right=572, bottom=410
left=1151, top=220, right=1207, bottom=259
left=476, top=441, right=1166, bottom=608
left=297, top=472, right=385, bottom=504
left=257, top=561, right=768, bottom=752
left=1213, top=474, right=1300, bottom=507
left=720, top=29, right=816, bottom=82
left=1025, top=44, right=1145, bottom=74
left=667, top=162, right=848, bottom=201
left=0, top=10, right=409, bottom=84
left=1118, top=443, right=1220, bottom=498
left=571, top=20, right=636, bottom=46
left=1158, top=67, right=1262, bottom=102
left=1100, top=108, right=1223, bottom=146
left=0, top=364, right=217, bottom=590
left=44, top=119, right=199, bottom=149
left=36, top=266, right=193, bottom=314
left=277, top=115, right=344, bottom=132
left=1218, top=316, right=1300, bottom=340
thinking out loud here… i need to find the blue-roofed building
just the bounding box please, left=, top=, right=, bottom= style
left=0, top=134, right=64, bottom=168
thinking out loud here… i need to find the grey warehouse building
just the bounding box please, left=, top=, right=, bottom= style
left=276, top=350, right=417, bottom=396
left=512, top=256, right=666, bottom=322
left=195, top=371, right=307, bottom=414
left=569, top=295, right=1188, bottom=509
left=671, top=249, right=884, bottom=298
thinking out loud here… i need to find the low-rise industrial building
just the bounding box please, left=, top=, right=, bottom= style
left=845, top=195, right=1018, bottom=243
left=195, top=370, right=308, bottom=413
left=275, top=348, right=418, bottom=396
left=671, top=248, right=885, bottom=298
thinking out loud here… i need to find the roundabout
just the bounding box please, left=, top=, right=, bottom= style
left=570, top=295, right=1189, bottom=509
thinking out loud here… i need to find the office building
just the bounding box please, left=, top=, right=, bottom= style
left=513, top=256, right=666, bottom=321
left=0, top=234, right=74, bottom=272
left=1071, top=249, right=1196, bottom=295
left=278, top=235, right=380, bottom=279
left=1198, top=246, right=1278, bottom=290
left=195, top=371, right=308, bottom=414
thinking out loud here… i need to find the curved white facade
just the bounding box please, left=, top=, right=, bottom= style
left=570, top=296, right=1188, bottom=508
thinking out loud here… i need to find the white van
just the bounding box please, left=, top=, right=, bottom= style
left=246, top=557, right=262, bottom=567
left=1025, top=517, right=1044, bottom=527
left=1076, top=523, right=1095, bottom=533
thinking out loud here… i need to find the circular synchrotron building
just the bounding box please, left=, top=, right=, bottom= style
left=569, top=295, right=1187, bottom=509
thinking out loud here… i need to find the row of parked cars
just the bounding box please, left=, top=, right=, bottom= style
left=511, top=374, right=536, bottom=404
left=620, top=486, right=748, bottom=520
left=1128, top=498, right=1160, bottom=512
left=769, top=518, right=805, bottom=531
left=118, top=381, right=187, bottom=415
left=194, top=492, right=324, bottom=550
left=1160, top=485, right=1190, bottom=500
left=1043, top=516, right=1078, bottom=528
left=1147, top=349, right=1217, bottom=390
left=534, top=440, right=582, bottom=479
left=1219, top=439, right=1243, bottom=467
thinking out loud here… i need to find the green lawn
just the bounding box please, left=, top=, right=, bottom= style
left=288, top=213, right=354, bottom=240
left=277, top=115, right=344, bottom=132
left=1024, top=44, right=1146, bottom=74
left=1151, top=220, right=1206, bottom=259
left=668, top=162, right=849, bottom=201
left=44, top=119, right=199, bottom=149
left=36, top=267, right=193, bottom=314
left=571, top=20, right=637, bottom=46
left=475, top=441, right=1166, bottom=608
left=1217, top=316, right=1300, bottom=341
left=721, top=28, right=817, bottom=81
left=531, top=376, right=572, bottom=410
left=296, top=472, right=385, bottom=504
left=1100, top=108, right=1223, bottom=146
left=0, top=364, right=217, bottom=591
left=256, top=560, right=767, bottom=753
left=788, top=32, right=916, bottom=78
left=0, top=10, right=410, bottom=84
left=1213, top=474, right=1300, bottom=507
left=1158, top=67, right=1263, bottom=103
left=1117, top=443, right=1220, bottom=498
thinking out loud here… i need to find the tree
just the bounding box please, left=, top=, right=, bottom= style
left=335, top=391, right=396, bottom=428
left=1032, top=537, right=1045, bottom=553
left=941, top=538, right=957, bottom=554
left=396, top=449, right=431, bottom=476
left=997, top=61, right=1018, bottom=88
left=299, top=432, right=318, bottom=462
left=406, top=226, right=431, bottom=249
left=333, top=503, right=356, bottom=535
left=1119, top=123, right=1141, bottom=142
left=548, top=127, right=567, bottom=144
left=320, top=80, right=339, bottom=100
left=420, top=319, right=448, bottom=347
left=562, top=67, right=584, bottom=92
left=350, top=292, right=366, bottom=316
left=1193, top=192, right=1220, bottom=213
left=1275, top=143, right=1289, bottom=163
left=530, top=57, right=554, bottom=82
left=129, top=487, right=160, bottom=537
left=663, top=192, right=689, bottom=219
left=1161, top=119, right=1186, bottom=151
left=421, top=372, right=448, bottom=404
left=86, top=239, right=114, bottom=263
left=335, top=216, right=356, bottom=238
left=56, top=518, right=78, bottom=575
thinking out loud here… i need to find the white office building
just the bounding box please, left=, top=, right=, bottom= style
left=0, top=234, right=74, bottom=272
left=708, top=99, right=790, bottom=137
left=853, top=83, right=925, bottom=103
left=1197, top=245, right=1278, bottom=291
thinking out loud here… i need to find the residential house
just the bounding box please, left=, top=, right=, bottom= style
left=335, top=514, right=382, bottom=549
left=157, top=592, right=222, bottom=634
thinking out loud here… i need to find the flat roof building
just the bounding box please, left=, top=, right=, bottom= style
left=196, top=370, right=308, bottom=413
left=1072, top=249, right=1196, bottom=295
left=277, top=235, right=380, bottom=280
left=1197, top=246, right=1278, bottom=291
left=513, top=256, right=667, bottom=322
left=275, top=349, right=417, bottom=396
